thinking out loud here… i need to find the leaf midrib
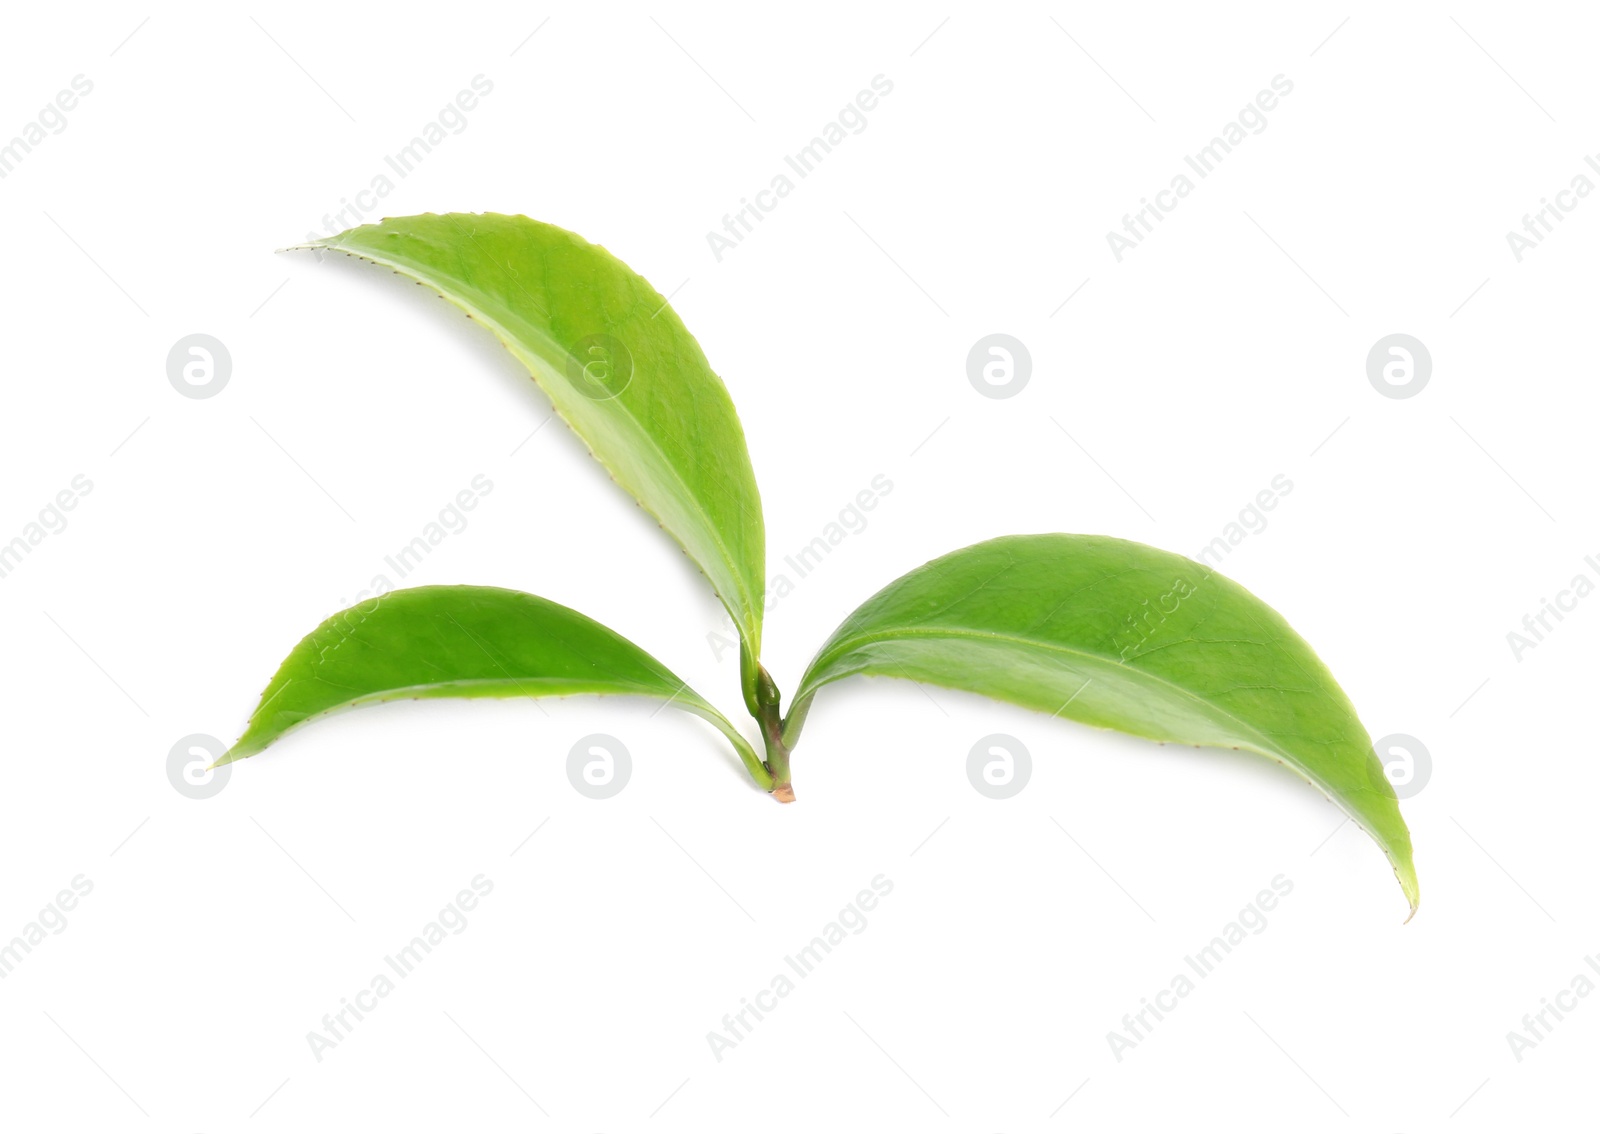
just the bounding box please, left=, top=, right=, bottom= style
left=802, top=623, right=1355, bottom=795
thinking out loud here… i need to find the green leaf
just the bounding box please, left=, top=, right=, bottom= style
left=294, top=214, right=767, bottom=713
left=784, top=534, right=1418, bottom=915
left=219, top=585, right=768, bottom=786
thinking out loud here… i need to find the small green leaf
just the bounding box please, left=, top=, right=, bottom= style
left=220, top=585, right=768, bottom=786
left=785, top=535, right=1417, bottom=915
left=295, top=214, right=768, bottom=713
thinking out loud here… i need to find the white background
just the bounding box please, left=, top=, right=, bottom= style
left=0, top=2, right=1593, bottom=1130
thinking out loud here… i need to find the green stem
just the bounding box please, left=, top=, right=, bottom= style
left=753, top=665, right=795, bottom=801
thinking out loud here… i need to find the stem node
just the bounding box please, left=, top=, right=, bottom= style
left=755, top=664, right=794, bottom=801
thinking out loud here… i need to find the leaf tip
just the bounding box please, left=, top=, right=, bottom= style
left=1394, top=859, right=1420, bottom=922
left=211, top=735, right=266, bottom=769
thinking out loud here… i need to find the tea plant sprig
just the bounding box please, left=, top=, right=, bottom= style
left=220, top=213, right=1418, bottom=917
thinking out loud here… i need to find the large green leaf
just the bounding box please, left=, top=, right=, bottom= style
left=784, top=535, right=1417, bottom=915
left=294, top=214, right=767, bottom=713
left=218, top=585, right=768, bottom=785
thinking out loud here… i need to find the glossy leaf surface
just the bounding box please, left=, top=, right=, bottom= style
left=786, top=535, right=1417, bottom=914
left=296, top=213, right=767, bottom=712
left=220, top=585, right=767, bottom=784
